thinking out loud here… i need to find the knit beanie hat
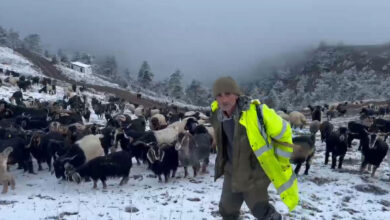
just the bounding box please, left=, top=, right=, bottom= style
left=212, top=76, right=243, bottom=97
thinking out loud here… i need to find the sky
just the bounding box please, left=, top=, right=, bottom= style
left=1, top=0, right=390, bottom=84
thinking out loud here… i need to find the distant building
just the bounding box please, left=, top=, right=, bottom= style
left=70, top=61, right=92, bottom=75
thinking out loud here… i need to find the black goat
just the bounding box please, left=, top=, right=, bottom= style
left=308, top=105, right=321, bottom=122
left=65, top=151, right=132, bottom=189
left=325, top=127, right=348, bottom=169
left=146, top=142, right=179, bottom=182
left=0, top=137, right=33, bottom=173
left=29, top=132, right=66, bottom=171
left=347, top=121, right=369, bottom=150
left=369, top=118, right=390, bottom=141
left=360, top=132, right=389, bottom=177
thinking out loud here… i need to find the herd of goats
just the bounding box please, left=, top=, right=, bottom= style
left=0, top=67, right=390, bottom=197
left=0, top=68, right=213, bottom=194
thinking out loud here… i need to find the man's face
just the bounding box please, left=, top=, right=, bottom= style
left=216, top=92, right=238, bottom=113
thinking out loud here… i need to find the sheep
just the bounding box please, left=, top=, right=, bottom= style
left=309, top=120, right=321, bottom=135
left=0, top=147, right=15, bottom=194
left=326, top=109, right=337, bottom=121
left=151, top=124, right=180, bottom=145
left=124, top=103, right=135, bottom=113
left=325, top=127, right=348, bottom=169
left=64, top=151, right=132, bottom=189
left=288, top=111, right=307, bottom=129
left=276, top=111, right=290, bottom=121
left=5, top=76, right=19, bottom=86
left=290, top=133, right=316, bottom=175
left=146, top=142, right=179, bottom=182
left=336, top=102, right=348, bottom=116
left=320, top=121, right=334, bottom=142
left=150, top=108, right=160, bottom=117
left=53, top=134, right=104, bottom=179
left=134, top=105, right=145, bottom=117
left=149, top=113, right=167, bottom=131
left=359, top=132, right=389, bottom=177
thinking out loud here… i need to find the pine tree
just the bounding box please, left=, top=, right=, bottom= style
left=23, top=34, right=42, bottom=54
left=80, top=52, right=93, bottom=64
left=100, top=56, right=117, bottom=76
left=72, top=51, right=81, bottom=61
left=124, top=68, right=132, bottom=81
left=185, top=80, right=212, bottom=106
left=44, top=50, right=50, bottom=58
left=137, top=61, right=153, bottom=87
left=51, top=55, right=58, bottom=64
left=168, top=69, right=183, bottom=99
left=0, top=26, right=8, bottom=46
left=7, top=29, right=22, bottom=49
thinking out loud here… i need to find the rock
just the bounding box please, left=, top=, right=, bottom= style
left=210, top=210, right=221, bottom=217
left=133, top=174, right=143, bottom=180
left=189, top=179, right=202, bottom=184
left=0, top=200, right=17, bottom=205
left=341, top=208, right=360, bottom=215
left=354, top=184, right=388, bottom=195
left=310, top=177, right=337, bottom=186
left=378, top=200, right=390, bottom=207
left=342, top=196, right=352, bottom=203
left=125, top=206, right=139, bottom=213
left=146, top=174, right=156, bottom=178
left=187, top=197, right=201, bottom=202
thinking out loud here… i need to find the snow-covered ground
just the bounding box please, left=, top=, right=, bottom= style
left=56, top=65, right=121, bottom=89
left=0, top=47, right=43, bottom=77
left=1, top=46, right=390, bottom=219
left=1, top=116, right=390, bottom=220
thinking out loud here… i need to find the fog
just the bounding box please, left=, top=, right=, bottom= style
left=1, top=0, right=390, bottom=84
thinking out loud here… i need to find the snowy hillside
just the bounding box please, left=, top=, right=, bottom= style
left=0, top=47, right=43, bottom=77
left=246, top=44, right=390, bottom=109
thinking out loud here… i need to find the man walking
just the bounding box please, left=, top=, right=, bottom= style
left=210, top=76, right=299, bottom=220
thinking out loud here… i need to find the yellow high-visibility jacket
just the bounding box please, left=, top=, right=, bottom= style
left=211, top=99, right=299, bottom=211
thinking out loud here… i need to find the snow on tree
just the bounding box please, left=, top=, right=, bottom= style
left=168, top=69, right=184, bottom=99
left=23, top=34, right=42, bottom=54
left=0, top=26, right=8, bottom=46
left=137, top=61, right=154, bottom=88
left=100, top=56, right=118, bottom=76
left=57, top=49, right=69, bottom=63
left=6, top=29, right=22, bottom=49
left=185, top=80, right=211, bottom=106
